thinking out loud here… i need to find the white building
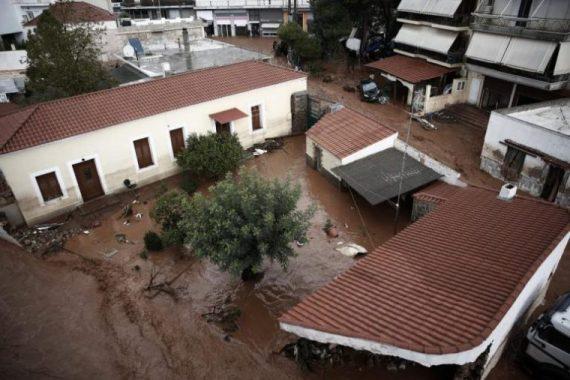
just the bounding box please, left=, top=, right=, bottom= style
left=480, top=98, right=570, bottom=207
left=0, top=60, right=307, bottom=225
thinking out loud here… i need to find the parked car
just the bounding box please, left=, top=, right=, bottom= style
left=524, top=292, right=570, bottom=380
left=358, top=79, right=381, bottom=103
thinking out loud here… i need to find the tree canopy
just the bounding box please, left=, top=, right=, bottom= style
left=177, top=133, right=244, bottom=180
left=181, top=169, right=315, bottom=279
left=25, top=5, right=115, bottom=102
left=277, top=22, right=322, bottom=68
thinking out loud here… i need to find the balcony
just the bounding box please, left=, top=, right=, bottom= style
left=122, top=0, right=195, bottom=7
left=472, top=12, right=570, bottom=41
left=194, top=0, right=310, bottom=9
left=394, top=43, right=465, bottom=66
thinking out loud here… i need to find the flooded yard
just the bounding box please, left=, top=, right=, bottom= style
left=0, top=136, right=439, bottom=379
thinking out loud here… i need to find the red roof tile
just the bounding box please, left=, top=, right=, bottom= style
left=24, top=1, right=115, bottom=26
left=210, top=108, right=248, bottom=124
left=413, top=180, right=463, bottom=205
left=306, top=107, right=396, bottom=159
left=365, top=55, right=455, bottom=84
left=280, top=186, right=569, bottom=355
left=0, top=61, right=306, bottom=154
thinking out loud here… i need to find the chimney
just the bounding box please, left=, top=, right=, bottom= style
left=498, top=183, right=517, bottom=201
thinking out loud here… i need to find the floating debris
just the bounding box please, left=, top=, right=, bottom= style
left=335, top=242, right=367, bottom=258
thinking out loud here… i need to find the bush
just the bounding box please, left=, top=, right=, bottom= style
left=177, top=133, right=244, bottom=180
left=277, top=22, right=306, bottom=47
left=180, top=168, right=315, bottom=280
left=144, top=231, right=163, bottom=251
left=150, top=191, right=191, bottom=246
left=181, top=172, right=199, bottom=194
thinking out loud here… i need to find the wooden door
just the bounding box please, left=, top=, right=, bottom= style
left=73, top=159, right=104, bottom=202
left=169, top=128, right=185, bottom=157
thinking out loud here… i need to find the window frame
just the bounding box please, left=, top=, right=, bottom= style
left=131, top=135, right=158, bottom=172
left=168, top=125, right=187, bottom=161
left=248, top=101, right=266, bottom=134
left=30, top=167, right=67, bottom=206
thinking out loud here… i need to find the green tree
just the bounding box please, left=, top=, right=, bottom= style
left=277, top=22, right=322, bottom=68
left=150, top=190, right=191, bottom=246
left=181, top=169, right=315, bottom=280
left=25, top=4, right=115, bottom=102
left=177, top=133, right=244, bottom=180
left=311, top=0, right=352, bottom=56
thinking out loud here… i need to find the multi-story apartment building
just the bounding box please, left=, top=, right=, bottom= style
left=365, top=0, right=479, bottom=113
left=466, top=0, right=570, bottom=109
left=195, top=0, right=312, bottom=37
left=120, top=0, right=196, bottom=20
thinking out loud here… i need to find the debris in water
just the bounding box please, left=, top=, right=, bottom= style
left=335, top=243, right=367, bottom=258
left=16, top=223, right=81, bottom=255
left=115, top=233, right=134, bottom=244
left=103, top=249, right=118, bottom=258
left=202, top=297, right=241, bottom=333
left=295, top=240, right=304, bottom=247
left=253, top=148, right=267, bottom=156
left=135, top=212, right=143, bottom=220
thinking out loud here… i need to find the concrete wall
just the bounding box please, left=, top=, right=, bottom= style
left=480, top=111, right=570, bottom=206
left=0, top=77, right=306, bottom=225
left=394, top=139, right=462, bottom=183
left=305, top=137, right=342, bottom=182
left=423, top=78, right=469, bottom=114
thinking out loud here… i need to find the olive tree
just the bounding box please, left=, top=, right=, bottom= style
left=181, top=169, right=314, bottom=280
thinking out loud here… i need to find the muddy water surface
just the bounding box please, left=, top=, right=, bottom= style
left=2, top=136, right=435, bottom=380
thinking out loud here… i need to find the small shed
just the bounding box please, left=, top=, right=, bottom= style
left=305, top=107, right=398, bottom=183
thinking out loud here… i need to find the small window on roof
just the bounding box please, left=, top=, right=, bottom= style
left=36, top=172, right=63, bottom=202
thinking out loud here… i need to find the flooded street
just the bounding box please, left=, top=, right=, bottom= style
left=0, top=136, right=437, bottom=379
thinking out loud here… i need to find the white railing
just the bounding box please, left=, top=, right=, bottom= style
left=195, top=0, right=310, bottom=8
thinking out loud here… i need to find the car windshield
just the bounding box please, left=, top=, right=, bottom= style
left=362, top=82, right=377, bottom=92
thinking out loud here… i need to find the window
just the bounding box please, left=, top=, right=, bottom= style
left=251, top=105, right=263, bottom=131
left=169, top=128, right=185, bottom=157
left=501, top=146, right=526, bottom=181
left=36, top=172, right=63, bottom=202
left=133, top=137, right=154, bottom=169
left=215, top=121, right=231, bottom=135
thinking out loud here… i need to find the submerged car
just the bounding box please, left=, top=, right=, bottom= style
left=524, top=292, right=570, bottom=379
left=358, top=79, right=380, bottom=102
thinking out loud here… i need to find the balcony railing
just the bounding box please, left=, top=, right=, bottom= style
left=472, top=13, right=570, bottom=34
left=194, top=0, right=310, bottom=9
left=394, top=43, right=465, bottom=65
left=122, top=0, right=195, bottom=6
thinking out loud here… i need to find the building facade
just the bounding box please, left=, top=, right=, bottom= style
left=0, top=61, right=307, bottom=225
left=466, top=0, right=570, bottom=110
left=480, top=98, right=569, bottom=207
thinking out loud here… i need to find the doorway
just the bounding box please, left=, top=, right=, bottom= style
left=72, top=159, right=105, bottom=202
left=541, top=164, right=565, bottom=202
left=314, top=145, right=322, bottom=171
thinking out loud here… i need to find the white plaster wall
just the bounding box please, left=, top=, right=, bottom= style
left=0, top=77, right=306, bottom=224
left=482, top=111, right=570, bottom=164
left=394, top=139, right=461, bottom=181
left=281, top=232, right=570, bottom=372
left=341, top=133, right=398, bottom=165
left=305, top=137, right=342, bottom=179
left=423, top=78, right=469, bottom=114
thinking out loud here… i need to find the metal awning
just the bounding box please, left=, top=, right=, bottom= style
left=398, top=0, right=462, bottom=17
left=394, top=24, right=458, bottom=55
left=332, top=148, right=442, bottom=205
left=209, top=108, right=248, bottom=124
left=555, top=42, right=570, bottom=76
left=466, top=32, right=510, bottom=64
left=502, top=37, right=557, bottom=73
left=466, top=32, right=557, bottom=73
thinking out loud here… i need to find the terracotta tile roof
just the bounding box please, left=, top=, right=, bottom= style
left=413, top=180, right=463, bottom=205
left=280, top=186, right=569, bottom=355
left=24, top=1, right=115, bottom=26
left=306, top=107, right=396, bottom=159
left=209, top=108, right=248, bottom=124
left=0, top=61, right=306, bottom=154
left=0, top=102, right=21, bottom=117
left=365, top=55, right=455, bottom=84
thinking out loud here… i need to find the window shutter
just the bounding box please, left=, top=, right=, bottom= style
left=134, top=138, right=154, bottom=168
left=36, top=172, right=63, bottom=202
left=251, top=105, right=262, bottom=131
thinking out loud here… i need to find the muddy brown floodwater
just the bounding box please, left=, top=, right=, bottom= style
left=1, top=136, right=442, bottom=380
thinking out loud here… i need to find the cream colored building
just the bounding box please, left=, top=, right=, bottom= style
left=0, top=61, right=307, bottom=225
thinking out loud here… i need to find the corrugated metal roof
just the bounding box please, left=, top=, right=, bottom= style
left=280, top=186, right=570, bottom=356
left=332, top=148, right=442, bottom=205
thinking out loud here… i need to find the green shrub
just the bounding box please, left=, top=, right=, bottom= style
left=150, top=191, right=191, bottom=246
left=177, top=133, right=244, bottom=180
left=181, top=172, right=199, bottom=194
left=144, top=231, right=163, bottom=251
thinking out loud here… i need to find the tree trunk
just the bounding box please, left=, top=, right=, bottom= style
left=241, top=266, right=255, bottom=281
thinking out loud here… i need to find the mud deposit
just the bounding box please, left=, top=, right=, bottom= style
left=1, top=136, right=438, bottom=379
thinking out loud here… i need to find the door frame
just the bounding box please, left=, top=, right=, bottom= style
left=67, top=154, right=108, bottom=203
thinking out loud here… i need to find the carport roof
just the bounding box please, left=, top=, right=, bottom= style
left=365, top=55, right=455, bottom=84
left=332, top=148, right=441, bottom=205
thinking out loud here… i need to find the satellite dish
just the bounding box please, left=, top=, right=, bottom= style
left=123, top=43, right=135, bottom=58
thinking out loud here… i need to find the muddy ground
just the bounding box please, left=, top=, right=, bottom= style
left=1, top=37, right=567, bottom=380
